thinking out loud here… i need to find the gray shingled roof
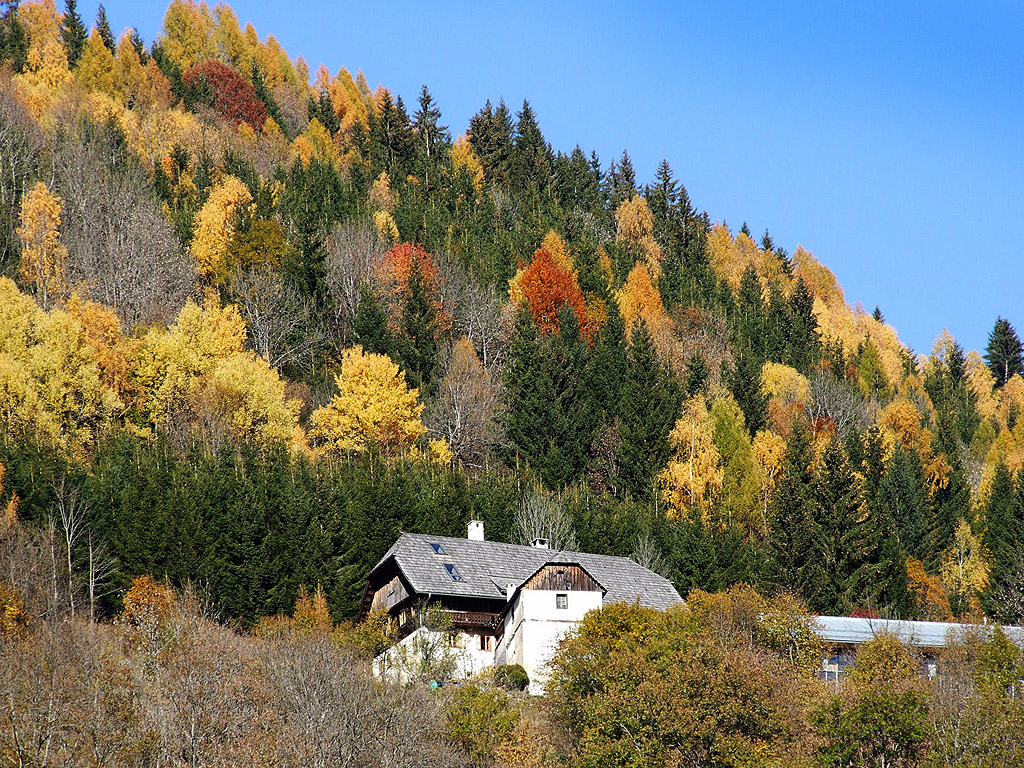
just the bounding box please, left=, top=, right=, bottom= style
left=815, top=616, right=1024, bottom=648
left=370, top=532, right=682, bottom=610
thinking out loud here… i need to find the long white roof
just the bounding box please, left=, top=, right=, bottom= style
left=815, top=615, right=1024, bottom=648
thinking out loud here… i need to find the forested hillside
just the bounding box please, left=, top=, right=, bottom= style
left=2, top=0, right=1024, bottom=632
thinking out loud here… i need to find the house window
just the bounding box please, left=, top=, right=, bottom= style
left=556, top=593, right=568, bottom=609
left=444, top=563, right=465, bottom=582
left=429, top=543, right=447, bottom=555
left=479, top=634, right=493, bottom=651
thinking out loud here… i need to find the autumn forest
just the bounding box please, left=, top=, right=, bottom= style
left=3, top=1, right=1024, bottom=766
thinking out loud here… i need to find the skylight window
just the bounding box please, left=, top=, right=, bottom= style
left=429, top=543, right=448, bottom=555
left=444, top=563, right=465, bottom=582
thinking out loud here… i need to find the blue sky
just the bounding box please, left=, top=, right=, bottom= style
left=85, top=1, right=1024, bottom=357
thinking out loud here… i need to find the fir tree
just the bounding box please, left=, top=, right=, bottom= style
left=726, top=349, right=767, bottom=436
left=250, top=63, right=284, bottom=133
left=467, top=99, right=514, bottom=186
left=616, top=321, right=681, bottom=499
left=412, top=85, right=450, bottom=177
left=0, top=4, right=28, bottom=72
left=395, top=256, right=439, bottom=394
left=60, top=0, right=86, bottom=68
left=588, top=297, right=627, bottom=417
left=983, top=461, right=1021, bottom=602
left=767, top=427, right=821, bottom=597
left=985, top=316, right=1024, bottom=388
left=812, top=440, right=864, bottom=614
left=502, top=307, right=557, bottom=475
left=786, top=276, right=820, bottom=372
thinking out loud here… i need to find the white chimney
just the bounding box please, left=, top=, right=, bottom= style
left=506, top=583, right=516, bottom=602
left=530, top=538, right=549, bottom=549
left=468, top=520, right=485, bottom=541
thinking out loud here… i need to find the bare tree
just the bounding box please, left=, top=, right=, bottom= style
left=51, top=139, right=195, bottom=327
left=631, top=529, right=671, bottom=578
left=52, top=475, right=87, bottom=617
left=323, top=218, right=384, bottom=347
left=513, top=486, right=578, bottom=552
left=229, top=267, right=323, bottom=370
left=425, top=338, right=501, bottom=468
left=807, top=370, right=868, bottom=440
left=439, top=258, right=510, bottom=373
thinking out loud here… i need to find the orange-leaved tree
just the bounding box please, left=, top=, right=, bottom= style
left=509, top=246, right=591, bottom=340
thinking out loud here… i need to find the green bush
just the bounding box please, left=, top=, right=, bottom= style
left=494, top=664, right=529, bottom=691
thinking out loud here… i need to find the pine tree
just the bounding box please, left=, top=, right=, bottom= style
left=546, top=304, right=598, bottom=486
left=95, top=4, right=115, bottom=52
left=616, top=321, right=681, bottom=499
left=985, top=316, right=1024, bottom=388
left=0, top=4, right=28, bottom=72
left=734, top=264, right=765, bottom=362
left=786, top=276, right=820, bottom=372
left=726, top=349, right=767, bottom=436
left=983, top=461, right=1020, bottom=601
left=60, top=0, right=87, bottom=68
left=467, top=99, right=514, bottom=187
left=767, top=427, right=821, bottom=597
left=588, top=297, right=627, bottom=417
left=879, top=447, right=929, bottom=561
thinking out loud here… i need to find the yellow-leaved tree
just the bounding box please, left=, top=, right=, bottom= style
left=615, top=195, right=662, bottom=274
left=13, top=0, right=72, bottom=117
left=450, top=135, right=484, bottom=192
left=130, top=295, right=300, bottom=449
left=617, top=262, right=675, bottom=362
left=0, top=278, right=121, bottom=458
left=659, top=395, right=723, bottom=523
left=191, top=175, right=253, bottom=283
left=310, top=346, right=426, bottom=456
left=17, top=181, right=68, bottom=310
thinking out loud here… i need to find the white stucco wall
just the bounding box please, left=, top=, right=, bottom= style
left=497, top=589, right=603, bottom=694
left=374, top=627, right=494, bottom=682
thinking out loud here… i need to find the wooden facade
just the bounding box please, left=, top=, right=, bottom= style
left=521, top=563, right=603, bottom=593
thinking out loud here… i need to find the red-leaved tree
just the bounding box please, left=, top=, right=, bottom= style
left=183, top=61, right=267, bottom=129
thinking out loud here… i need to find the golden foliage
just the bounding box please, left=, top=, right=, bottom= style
left=159, top=0, right=216, bottom=71
left=540, top=230, right=573, bottom=273
left=878, top=397, right=926, bottom=453
left=752, top=430, right=787, bottom=520
left=940, top=518, right=990, bottom=614
left=659, top=395, right=723, bottom=522
left=450, top=134, right=484, bottom=192
left=13, top=0, right=72, bottom=116
left=191, top=175, right=254, bottom=282
left=0, top=584, right=31, bottom=639
left=0, top=278, right=121, bottom=457
left=614, top=195, right=662, bottom=274
left=617, top=261, right=674, bottom=359
left=369, top=172, right=395, bottom=212
left=906, top=556, right=953, bottom=621
left=706, top=224, right=788, bottom=291
left=17, top=181, right=68, bottom=310
left=292, top=118, right=339, bottom=169
left=309, top=346, right=426, bottom=456
left=373, top=210, right=400, bottom=245
left=76, top=30, right=117, bottom=96
left=131, top=296, right=299, bottom=447
left=293, top=584, right=333, bottom=634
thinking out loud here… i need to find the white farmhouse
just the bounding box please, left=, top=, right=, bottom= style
left=360, top=521, right=682, bottom=692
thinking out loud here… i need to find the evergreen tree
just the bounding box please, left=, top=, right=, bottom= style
left=734, top=264, right=765, bottom=362
left=395, top=256, right=439, bottom=394
left=926, top=464, right=971, bottom=571
left=616, top=321, right=681, bottom=499
left=467, top=99, right=514, bottom=186
left=512, top=99, right=552, bottom=193
left=879, top=447, right=930, bottom=561
left=0, top=3, right=28, bottom=72
left=726, top=349, right=767, bottom=436
left=607, top=150, right=636, bottom=209
left=767, top=427, right=821, bottom=597
left=368, top=92, right=416, bottom=180
left=502, top=307, right=557, bottom=475
left=983, top=461, right=1021, bottom=603
left=985, top=316, right=1024, bottom=388
left=95, top=4, right=114, bottom=52
left=786, top=276, right=820, bottom=372
left=812, top=440, right=864, bottom=614
left=60, top=0, right=86, bottom=68
left=250, top=63, right=284, bottom=133
left=352, top=283, right=394, bottom=356
left=588, top=297, right=627, bottom=417
left=412, top=85, right=450, bottom=186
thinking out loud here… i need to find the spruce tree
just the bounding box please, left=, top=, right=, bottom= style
left=0, top=4, right=28, bottom=72
left=726, top=349, right=767, bottom=436
left=616, top=321, right=681, bottom=499
left=512, top=99, right=552, bottom=194
left=588, top=297, right=627, bottom=417
left=95, top=4, right=114, bottom=52
left=60, top=0, right=86, bottom=68
left=767, top=427, right=821, bottom=597
left=879, top=447, right=929, bottom=561
left=983, top=461, right=1020, bottom=599
left=412, top=85, right=450, bottom=183
left=395, top=256, right=439, bottom=394
left=502, top=308, right=557, bottom=474
left=546, top=305, right=598, bottom=486
left=985, top=316, right=1024, bottom=388
left=352, top=283, right=394, bottom=356
left=786, top=276, right=820, bottom=372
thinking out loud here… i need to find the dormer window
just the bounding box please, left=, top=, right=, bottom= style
left=556, top=593, right=568, bottom=609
